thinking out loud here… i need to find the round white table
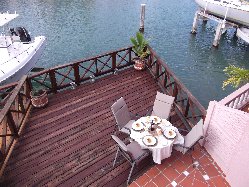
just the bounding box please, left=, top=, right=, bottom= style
left=130, top=116, right=184, bottom=164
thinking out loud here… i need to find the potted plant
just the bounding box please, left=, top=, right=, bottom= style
left=130, top=32, right=150, bottom=70
left=30, top=86, right=48, bottom=108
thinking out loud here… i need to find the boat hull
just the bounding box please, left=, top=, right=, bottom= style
left=195, top=0, right=249, bottom=27
left=0, top=36, right=46, bottom=85
left=236, top=27, right=249, bottom=43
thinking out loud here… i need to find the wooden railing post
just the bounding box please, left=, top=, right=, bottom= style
left=112, top=52, right=117, bottom=71
left=17, top=94, right=25, bottom=114
left=184, top=99, right=190, bottom=117
left=6, top=112, right=18, bottom=137
left=155, top=62, right=159, bottom=78
left=94, top=58, right=98, bottom=75
left=173, top=84, right=178, bottom=98
left=129, top=47, right=132, bottom=63
left=49, top=70, right=57, bottom=94
left=73, top=63, right=80, bottom=85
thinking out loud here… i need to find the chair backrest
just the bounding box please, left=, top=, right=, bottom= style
left=111, top=97, right=131, bottom=130
left=153, top=91, right=175, bottom=119
left=111, top=135, right=133, bottom=162
left=183, top=119, right=204, bottom=154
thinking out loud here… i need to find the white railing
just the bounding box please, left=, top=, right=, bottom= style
left=219, top=83, right=249, bottom=109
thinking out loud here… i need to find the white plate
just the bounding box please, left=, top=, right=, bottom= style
left=164, top=129, right=176, bottom=139
left=142, top=135, right=157, bottom=146
left=150, top=116, right=162, bottom=124
left=132, top=122, right=144, bottom=131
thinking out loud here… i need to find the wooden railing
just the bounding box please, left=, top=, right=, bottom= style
left=28, top=46, right=134, bottom=93
left=219, top=83, right=249, bottom=109
left=147, top=46, right=206, bottom=127
left=0, top=76, right=31, bottom=174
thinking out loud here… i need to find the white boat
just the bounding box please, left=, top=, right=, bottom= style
left=0, top=12, right=46, bottom=85
left=195, top=0, right=249, bottom=27
left=236, top=27, right=249, bottom=43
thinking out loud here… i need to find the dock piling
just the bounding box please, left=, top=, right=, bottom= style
left=139, top=4, right=146, bottom=32
left=191, top=12, right=199, bottom=34
left=213, top=22, right=223, bottom=47
left=191, top=10, right=238, bottom=47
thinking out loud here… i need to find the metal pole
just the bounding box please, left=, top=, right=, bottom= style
left=139, top=4, right=146, bottom=32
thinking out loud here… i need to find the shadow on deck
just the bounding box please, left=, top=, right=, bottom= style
left=1, top=68, right=184, bottom=186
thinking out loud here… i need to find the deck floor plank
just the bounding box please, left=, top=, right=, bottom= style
left=1, top=67, right=183, bottom=187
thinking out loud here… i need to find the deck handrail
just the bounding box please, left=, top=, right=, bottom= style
left=219, top=83, right=249, bottom=109
left=147, top=46, right=206, bottom=127
left=0, top=75, right=32, bottom=172
left=28, top=46, right=134, bottom=93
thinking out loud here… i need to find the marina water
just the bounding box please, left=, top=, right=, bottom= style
left=1, top=0, right=249, bottom=107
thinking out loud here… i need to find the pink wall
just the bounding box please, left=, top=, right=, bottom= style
left=202, top=101, right=249, bottom=187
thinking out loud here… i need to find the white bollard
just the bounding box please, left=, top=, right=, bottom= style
left=139, top=4, right=146, bottom=32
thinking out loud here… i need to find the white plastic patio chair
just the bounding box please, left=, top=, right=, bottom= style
left=111, top=135, right=150, bottom=185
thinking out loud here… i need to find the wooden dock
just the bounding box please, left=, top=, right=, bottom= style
left=1, top=68, right=163, bottom=186
left=0, top=46, right=206, bottom=186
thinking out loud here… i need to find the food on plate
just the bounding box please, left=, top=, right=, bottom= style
left=147, top=138, right=152, bottom=143
left=169, top=130, right=173, bottom=136
left=156, top=128, right=162, bottom=135
left=135, top=123, right=140, bottom=127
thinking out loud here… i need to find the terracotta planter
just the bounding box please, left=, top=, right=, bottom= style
left=133, top=58, right=146, bottom=71
left=30, top=90, right=48, bottom=108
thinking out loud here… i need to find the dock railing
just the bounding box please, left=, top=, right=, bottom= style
left=146, top=46, right=206, bottom=127
left=0, top=76, right=31, bottom=175
left=219, top=83, right=249, bottom=110
left=0, top=46, right=207, bottom=173
left=28, top=46, right=134, bottom=93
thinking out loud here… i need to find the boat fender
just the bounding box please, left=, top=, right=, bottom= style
left=16, top=27, right=31, bottom=43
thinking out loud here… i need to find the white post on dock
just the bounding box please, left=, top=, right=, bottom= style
left=139, top=4, right=146, bottom=32
left=213, top=22, right=223, bottom=47
left=191, top=11, right=199, bottom=34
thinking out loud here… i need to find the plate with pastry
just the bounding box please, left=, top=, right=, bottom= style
left=164, top=129, right=176, bottom=139
left=150, top=116, right=162, bottom=124
left=142, top=135, right=157, bottom=146
left=132, top=122, right=144, bottom=131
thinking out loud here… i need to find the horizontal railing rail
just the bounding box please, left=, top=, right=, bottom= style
left=147, top=46, right=206, bottom=127
left=219, top=83, right=249, bottom=109
left=28, top=46, right=134, bottom=93
left=0, top=76, right=32, bottom=174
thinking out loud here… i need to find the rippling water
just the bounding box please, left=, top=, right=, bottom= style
left=1, top=0, right=249, bottom=107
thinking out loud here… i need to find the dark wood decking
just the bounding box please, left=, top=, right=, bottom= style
left=1, top=68, right=184, bottom=187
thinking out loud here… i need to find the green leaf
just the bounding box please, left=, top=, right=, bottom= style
left=222, top=65, right=249, bottom=89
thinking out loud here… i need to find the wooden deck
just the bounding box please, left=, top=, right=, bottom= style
left=0, top=67, right=184, bottom=186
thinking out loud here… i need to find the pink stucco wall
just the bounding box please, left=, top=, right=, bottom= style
left=202, top=101, right=249, bottom=187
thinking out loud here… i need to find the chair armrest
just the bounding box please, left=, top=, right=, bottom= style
left=178, top=128, right=189, bottom=133
left=146, top=107, right=153, bottom=116
left=174, top=144, right=190, bottom=150
left=134, top=150, right=150, bottom=162
left=123, top=127, right=131, bottom=134
left=130, top=112, right=141, bottom=119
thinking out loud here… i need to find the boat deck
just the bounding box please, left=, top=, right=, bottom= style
left=0, top=67, right=185, bottom=186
